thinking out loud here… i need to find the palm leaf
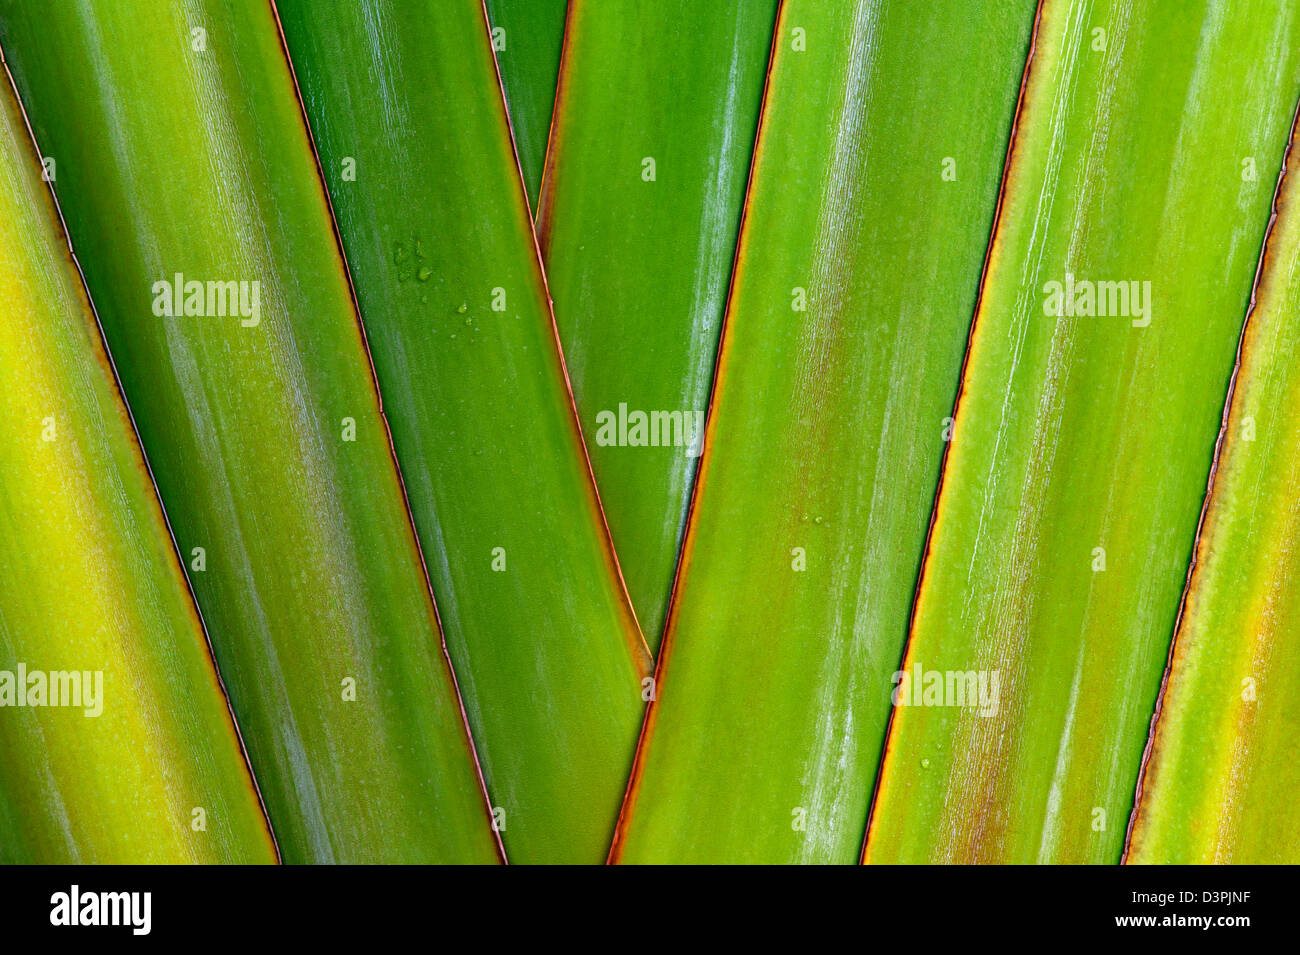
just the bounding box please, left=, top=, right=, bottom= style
left=1126, top=104, right=1300, bottom=865
left=612, top=0, right=1038, bottom=864
left=0, top=0, right=501, bottom=863
left=0, top=71, right=275, bottom=863
left=274, top=0, right=651, bottom=863
left=537, top=0, right=779, bottom=644
left=484, top=0, right=566, bottom=211
left=2, top=0, right=1299, bottom=869
left=865, top=0, right=1300, bottom=864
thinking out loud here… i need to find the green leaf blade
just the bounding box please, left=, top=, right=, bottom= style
left=537, top=0, right=779, bottom=645
left=614, top=0, right=1038, bottom=864
left=1127, top=111, right=1300, bottom=865
left=484, top=0, right=566, bottom=210
left=275, top=0, right=650, bottom=863
left=0, top=75, right=275, bottom=864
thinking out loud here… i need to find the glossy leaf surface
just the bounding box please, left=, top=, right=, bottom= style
left=484, top=0, right=566, bottom=210
left=613, top=0, right=1038, bottom=864
left=538, top=0, right=779, bottom=645
left=0, top=73, right=275, bottom=864
left=1127, top=109, right=1300, bottom=865
left=277, top=0, right=651, bottom=864
left=866, top=0, right=1300, bottom=864
left=0, top=0, right=500, bottom=863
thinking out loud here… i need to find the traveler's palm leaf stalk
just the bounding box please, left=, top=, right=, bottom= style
left=611, top=0, right=1038, bottom=864
left=1126, top=106, right=1300, bottom=865
left=274, top=0, right=651, bottom=864
left=1, top=0, right=1300, bottom=867
left=0, top=74, right=275, bottom=863
left=0, top=0, right=501, bottom=863
left=484, top=0, right=566, bottom=212
left=537, top=0, right=780, bottom=646
left=865, top=0, right=1300, bottom=865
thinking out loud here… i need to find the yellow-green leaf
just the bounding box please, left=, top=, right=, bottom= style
left=613, top=0, right=1037, bottom=864
left=866, top=0, right=1300, bottom=865
left=275, top=0, right=651, bottom=864
left=1127, top=108, right=1300, bottom=865
left=0, top=72, right=275, bottom=864
left=0, top=0, right=500, bottom=863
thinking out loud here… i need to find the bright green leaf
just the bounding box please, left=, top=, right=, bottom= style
left=538, top=0, right=779, bottom=645
left=275, top=0, right=651, bottom=864
left=1127, top=110, right=1300, bottom=865
left=0, top=0, right=501, bottom=863
left=866, top=0, right=1300, bottom=865
left=0, top=74, right=275, bottom=864
left=613, top=0, right=1037, bottom=864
